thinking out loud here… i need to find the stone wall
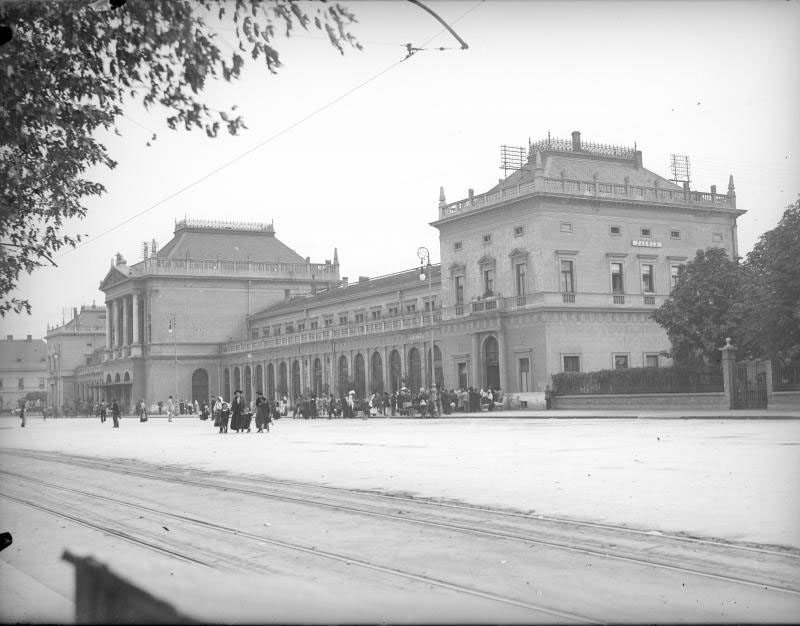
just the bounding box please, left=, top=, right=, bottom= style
left=552, top=392, right=727, bottom=410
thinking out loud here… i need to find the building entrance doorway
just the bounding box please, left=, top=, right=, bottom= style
left=484, top=336, right=500, bottom=389
left=191, top=369, right=209, bottom=404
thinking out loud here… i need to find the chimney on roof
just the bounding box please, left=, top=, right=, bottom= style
left=151, top=239, right=158, bottom=256
left=142, top=241, right=149, bottom=259
left=73, top=307, right=78, bottom=319
left=571, top=130, right=582, bottom=152
left=26, top=334, right=32, bottom=341
left=358, top=276, right=369, bottom=283
left=306, top=256, right=310, bottom=263
left=634, top=150, right=643, bottom=169
left=728, top=174, right=736, bottom=196
left=341, top=277, right=348, bottom=288
left=333, top=248, right=339, bottom=265
left=438, top=186, right=447, bottom=208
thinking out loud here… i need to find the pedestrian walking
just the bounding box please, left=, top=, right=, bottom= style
left=19, top=405, right=26, bottom=428
left=219, top=401, right=230, bottom=434
left=138, top=399, right=148, bottom=422
left=111, top=398, right=120, bottom=428
left=230, top=390, right=247, bottom=432
left=99, top=401, right=107, bottom=423
left=167, top=396, right=174, bottom=422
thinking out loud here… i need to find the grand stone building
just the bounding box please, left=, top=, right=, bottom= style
left=433, top=131, right=742, bottom=395
left=76, top=219, right=339, bottom=410
left=70, top=131, right=743, bottom=410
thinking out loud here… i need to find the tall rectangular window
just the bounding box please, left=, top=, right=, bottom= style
left=519, top=358, right=530, bottom=392
left=563, top=355, right=580, bottom=373
left=560, top=260, right=574, bottom=293
left=611, top=262, right=624, bottom=294
left=354, top=313, right=365, bottom=323
left=515, top=263, right=526, bottom=296
left=641, top=264, right=654, bottom=293
left=457, top=363, right=468, bottom=390
left=670, top=264, right=685, bottom=289
left=455, top=275, right=464, bottom=305
left=645, top=354, right=659, bottom=368
left=18, top=378, right=24, bottom=388
left=483, top=268, right=494, bottom=296
left=614, top=354, right=629, bottom=369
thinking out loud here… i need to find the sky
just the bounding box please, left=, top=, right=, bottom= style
left=4, top=0, right=800, bottom=338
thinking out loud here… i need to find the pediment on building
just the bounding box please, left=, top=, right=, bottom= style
left=99, top=266, right=132, bottom=291
left=508, top=247, right=529, bottom=259
left=476, top=255, right=496, bottom=267
left=448, top=262, right=466, bottom=276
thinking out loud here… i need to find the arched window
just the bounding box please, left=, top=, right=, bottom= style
left=191, top=369, right=209, bottom=403
left=233, top=366, right=241, bottom=395
left=408, top=347, right=422, bottom=392
left=267, top=363, right=275, bottom=400
left=243, top=366, right=252, bottom=405
left=370, top=352, right=384, bottom=394
left=291, top=360, right=301, bottom=398
left=278, top=362, right=288, bottom=397
left=338, top=355, right=349, bottom=396
left=484, top=336, right=500, bottom=389
left=354, top=353, right=366, bottom=398
left=389, top=350, right=402, bottom=392
left=254, top=364, right=263, bottom=396
left=313, top=358, right=323, bottom=397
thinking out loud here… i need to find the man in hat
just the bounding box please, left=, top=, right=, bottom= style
left=255, top=391, right=270, bottom=433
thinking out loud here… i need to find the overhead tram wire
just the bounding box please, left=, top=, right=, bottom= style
left=56, top=0, right=482, bottom=259
left=55, top=57, right=406, bottom=259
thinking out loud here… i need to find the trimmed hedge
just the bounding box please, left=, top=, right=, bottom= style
left=551, top=366, right=723, bottom=396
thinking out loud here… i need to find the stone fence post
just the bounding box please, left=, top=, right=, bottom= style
left=719, top=338, right=736, bottom=409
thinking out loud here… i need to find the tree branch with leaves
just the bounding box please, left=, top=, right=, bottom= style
left=0, top=0, right=360, bottom=316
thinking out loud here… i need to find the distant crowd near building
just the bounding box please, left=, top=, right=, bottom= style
left=37, top=130, right=742, bottom=415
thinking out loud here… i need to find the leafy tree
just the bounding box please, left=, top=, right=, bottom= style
left=741, top=197, right=800, bottom=361
left=0, top=0, right=360, bottom=316
left=652, top=247, right=746, bottom=365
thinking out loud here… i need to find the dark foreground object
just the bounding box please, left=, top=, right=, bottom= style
left=62, top=551, right=197, bottom=624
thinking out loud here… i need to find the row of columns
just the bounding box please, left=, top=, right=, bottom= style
left=225, top=341, right=442, bottom=402
left=105, top=293, right=141, bottom=351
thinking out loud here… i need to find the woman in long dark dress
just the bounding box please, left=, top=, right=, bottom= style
left=230, top=390, right=247, bottom=433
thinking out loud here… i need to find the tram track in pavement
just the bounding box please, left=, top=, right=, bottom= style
left=0, top=468, right=598, bottom=624
left=2, top=446, right=799, bottom=598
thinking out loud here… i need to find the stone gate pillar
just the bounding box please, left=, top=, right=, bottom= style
left=719, top=337, right=736, bottom=409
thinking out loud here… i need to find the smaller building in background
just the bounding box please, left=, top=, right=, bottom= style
left=45, top=304, right=106, bottom=411
left=0, top=334, right=47, bottom=412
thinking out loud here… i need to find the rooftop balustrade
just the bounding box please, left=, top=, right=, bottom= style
left=134, top=257, right=338, bottom=279
left=438, top=176, right=736, bottom=219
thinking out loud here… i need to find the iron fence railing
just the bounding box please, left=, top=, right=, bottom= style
left=772, top=360, right=800, bottom=391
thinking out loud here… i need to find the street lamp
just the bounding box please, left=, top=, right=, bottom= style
left=167, top=315, right=178, bottom=407
left=417, top=246, right=435, bottom=389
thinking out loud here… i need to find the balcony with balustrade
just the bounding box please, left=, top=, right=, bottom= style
left=221, top=309, right=443, bottom=356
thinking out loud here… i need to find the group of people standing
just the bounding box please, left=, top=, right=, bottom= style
left=204, top=390, right=275, bottom=434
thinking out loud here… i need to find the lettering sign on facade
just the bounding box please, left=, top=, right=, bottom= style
left=631, top=240, right=663, bottom=248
